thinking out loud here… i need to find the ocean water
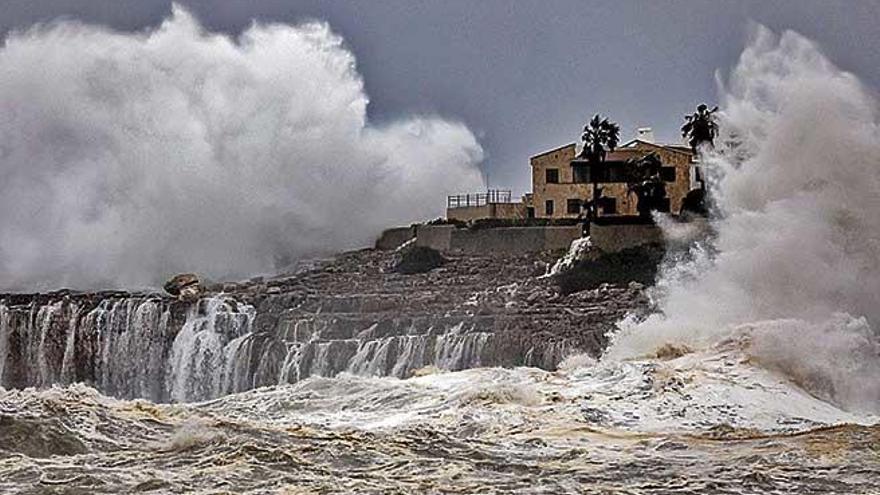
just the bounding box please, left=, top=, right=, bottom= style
left=0, top=344, right=877, bottom=494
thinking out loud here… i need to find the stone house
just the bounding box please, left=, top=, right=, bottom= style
left=446, top=135, right=702, bottom=222
left=527, top=139, right=700, bottom=219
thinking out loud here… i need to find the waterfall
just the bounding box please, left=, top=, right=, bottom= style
left=275, top=322, right=494, bottom=384
left=0, top=293, right=550, bottom=402
left=524, top=340, right=575, bottom=369
left=0, top=295, right=261, bottom=402
left=0, top=304, right=9, bottom=384
left=391, top=334, right=432, bottom=377
left=347, top=337, right=397, bottom=376
left=167, top=298, right=256, bottom=402
left=434, top=323, right=491, bottom=371
left=95, top=299, right=170, bottom=400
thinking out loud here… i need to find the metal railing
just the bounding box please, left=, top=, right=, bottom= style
left=447, top=189, right=512, bottom=209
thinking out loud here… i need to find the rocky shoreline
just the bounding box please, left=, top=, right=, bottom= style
left=0, top=246, right=652, bottom=402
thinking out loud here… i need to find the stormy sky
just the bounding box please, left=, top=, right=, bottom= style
left=1, top=0, right=878, bottom=194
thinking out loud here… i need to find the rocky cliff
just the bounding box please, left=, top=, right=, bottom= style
left=0, top=248, right=649, bottom=402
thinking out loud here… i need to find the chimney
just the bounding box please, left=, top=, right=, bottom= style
left=636, top=127, right=655, bottom=143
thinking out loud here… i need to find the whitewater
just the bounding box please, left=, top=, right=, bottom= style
left=1, top=15, right=880, bottom=495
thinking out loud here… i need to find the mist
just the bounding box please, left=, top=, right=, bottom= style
left=0, top=5, right=484, bottom=291
left=608, top=27, right=880, bottom=412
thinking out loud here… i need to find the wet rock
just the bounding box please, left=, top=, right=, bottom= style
left=531, top=261, right=549, bottom=277
left=178, top=285, right=201, bottom=302
left=553, top=243, right=665, bottom=295
left=628, top=281, right=645, bottom=291
left=392, top=246, right=446, bottom=274
left=526, top=290, right=546, bottom=303
left=0, top=244, right=650, bottom=399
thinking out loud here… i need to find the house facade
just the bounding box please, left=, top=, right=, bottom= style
left=446, top=135, right=702, bottom=222
left=528, top=139, right=699, bottom=219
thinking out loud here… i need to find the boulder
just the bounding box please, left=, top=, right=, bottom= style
left=553, top=243, right=665, bottom=295
left=178, top=284, right=202, bottom=303
left=164, top=273, right=202, bottom=302
left=391, top=246, right=446, bottom=274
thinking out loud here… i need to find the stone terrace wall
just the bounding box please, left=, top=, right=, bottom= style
left=415, top=225, right=581, bottom=254
left=447, top=203, right=527, bottom=222
left=415, top=225, right=455, bottom=251
left=376, top=226, right=416, bottom=250
left=590, top=222, right=662, bottom=252
left=446, top=205, right=491, bottom=222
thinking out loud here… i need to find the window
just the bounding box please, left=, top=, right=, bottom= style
left=608, top=166, right=629, bottom=183
left=572, top=164, right=589, bottom=183
left=598, top=197, right=617, bottom=215
left=545, top=168, right=559, bottom=184
left=660, top=167, right=677, bottom=182
left=545, top=200, right=555, bottom=216
left=526, top=207, right=535, bottom=219
left=567, top=198, right=581, bottom=215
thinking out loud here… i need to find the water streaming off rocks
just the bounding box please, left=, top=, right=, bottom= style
left=0, top=251, right=642, bottom=403
left=0, top=296, right=508, bottom=403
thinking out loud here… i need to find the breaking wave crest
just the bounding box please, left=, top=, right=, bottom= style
left=0, top=5, right=484, bottom=290
left=1, top=359, right=877, bottom=493
left=608, top=27, right=880, bottom=413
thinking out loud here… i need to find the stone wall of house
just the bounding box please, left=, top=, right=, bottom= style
left=492, top=202, right=528, bottom=219
left=529, top=143, right=589, bottom=219
left=446, top=202, right=527, bottom=222
left=528, top=141, right=695, bottom=219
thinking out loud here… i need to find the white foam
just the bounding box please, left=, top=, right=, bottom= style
left=609, top=27, right=880, bottom=413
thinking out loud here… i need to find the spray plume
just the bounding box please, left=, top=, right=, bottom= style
left=0, top=5, right=484, bottom=290
left=608, top=27, right=880, bottom=412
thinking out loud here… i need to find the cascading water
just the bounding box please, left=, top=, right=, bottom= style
left=166, top=298, right=257, bottom=402
left=0, top=294, right=506, bottom=403
left=0, top=295, right=271, bottom=402
left=0, top=304, right=9, bottom=384
left=272, top=321, right=498, bottom=384
left=94, top=298, right=170, bottom=400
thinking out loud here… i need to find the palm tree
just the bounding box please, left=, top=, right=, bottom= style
left=681, top=103, right=719, bottom=154
left=578, top=114, right=620, bottom=163
left=626, top=153, right=667, bottom=218
left=578, top=114, right=620, bottom=221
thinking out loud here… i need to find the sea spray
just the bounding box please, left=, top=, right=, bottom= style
left=0, top=6, right=484, bottom=291
left=607, top=27, right=880, bottom=412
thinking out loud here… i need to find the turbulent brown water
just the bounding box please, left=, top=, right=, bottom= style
left=0, top=349, right=878, bottom=494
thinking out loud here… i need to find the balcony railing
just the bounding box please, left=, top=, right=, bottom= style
left=447, top=189, right=512, bottom=208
